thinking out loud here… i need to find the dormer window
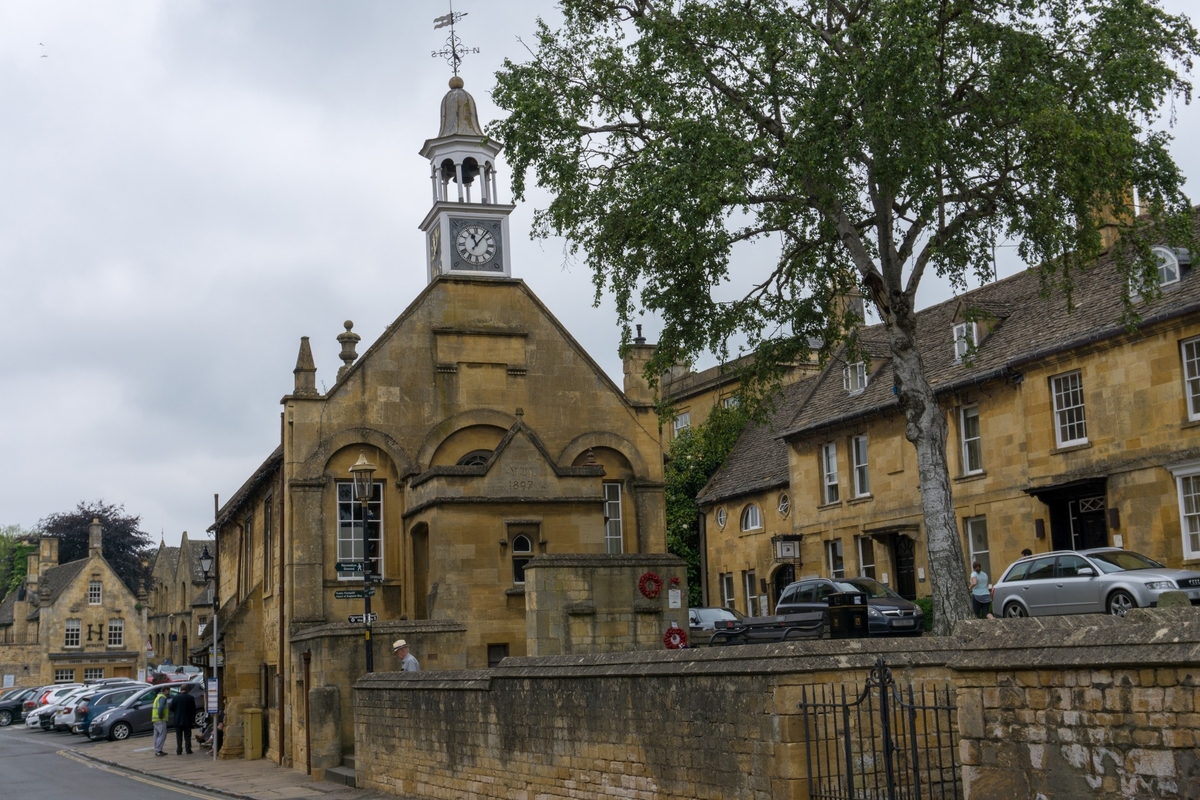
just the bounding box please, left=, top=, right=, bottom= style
left=1153, top=246, right=1181, bottom=287
left=953, top=322, right=977, bottom=363
left=843, top=362, right=867, bottom=394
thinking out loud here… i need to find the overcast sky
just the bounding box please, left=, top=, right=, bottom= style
left=1, top=1, right=1197, bottom=546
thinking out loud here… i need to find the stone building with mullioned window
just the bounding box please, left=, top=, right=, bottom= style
left=0, top=520, right=148, bottom=687
left=701, top=218, right=1200, bottom=615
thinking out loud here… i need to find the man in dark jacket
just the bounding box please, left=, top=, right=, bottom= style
left=168, top=686, right=198, bottom=755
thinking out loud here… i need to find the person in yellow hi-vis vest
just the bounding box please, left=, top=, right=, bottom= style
left=152, top=686, right=170, bottom=756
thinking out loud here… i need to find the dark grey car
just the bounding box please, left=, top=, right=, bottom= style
left=775, top=577, right=924, bottom=636
left=992, top=548, right=1200, bottom=617
left=88, top=682, right=205, bottom=741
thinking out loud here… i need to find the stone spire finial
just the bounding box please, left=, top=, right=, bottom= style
left=293, top=336, right=318, bottom=396
left=337, top=320, right=361, bottom=381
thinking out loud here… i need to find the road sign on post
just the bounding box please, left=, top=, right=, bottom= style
left=335, top=588, right=376, bottom=599
left=348, top=613, right=379, bottom=624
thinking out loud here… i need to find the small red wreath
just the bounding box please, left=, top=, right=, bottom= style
left=663, top=624, right=688, bottom=649
left=639, top=571, right=663, bottom=599
left=669, top=576, right=681, bottom=586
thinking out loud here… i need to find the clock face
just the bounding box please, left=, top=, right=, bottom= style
left=455, top=224, right=497, bottom=266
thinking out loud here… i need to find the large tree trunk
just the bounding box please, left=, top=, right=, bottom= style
left=881, top=294, right=974, bottom=635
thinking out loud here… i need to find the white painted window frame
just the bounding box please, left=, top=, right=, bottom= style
left=1181, top=337, right=1200, bottom=422
left=960, top=404, right=983, bottom=474
left=821, top=442, right=840, bottom=504
left=1170, top=460, right=1200, bottom=560
left=851, top=435, right=870, bottom=497
left=1051, top=370, right=1088, bottom=447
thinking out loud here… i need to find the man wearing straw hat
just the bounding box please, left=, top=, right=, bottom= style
left=392, top=639, right=420, bottom=672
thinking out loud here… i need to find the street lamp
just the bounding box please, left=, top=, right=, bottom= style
left=349, top=451, right=377, bottom=673
left=199, top=544, right=218, bottom=762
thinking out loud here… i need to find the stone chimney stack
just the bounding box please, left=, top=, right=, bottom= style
left=89, top=518, right=103, bottom=558
left=25, top=549, right=40, bottom=596
left=337, top=320, right=361, bottom=381
left=622, top=325, right=657, bottom=405
left=293, top=336, right=318, bottom=396
left=38, top=536, right=58, bottom=577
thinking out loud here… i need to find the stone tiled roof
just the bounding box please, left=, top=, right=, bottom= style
left=784, top=226, right=1200, bottom=438
left=179, top=537, right=212, bottom=584
left=151, top=545, right=179, bottom=576
left=0, top=589, right=16, bottom=625
left=26, top=558, right=89, bottom=619
left=696, top=375, right=820, bottom=506
left=210, top=445, right=283, bottom=531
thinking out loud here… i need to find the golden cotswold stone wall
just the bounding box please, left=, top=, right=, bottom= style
left=353, top=608, right=1200, bottom=800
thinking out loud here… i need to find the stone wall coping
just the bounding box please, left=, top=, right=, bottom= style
left=353, top=636, right=958, bottom=690
left=290, top=619, right=467, bottom=643
left=524, top=553, right=687, bottom=568
left=948, top=607, right=1200, bottom=670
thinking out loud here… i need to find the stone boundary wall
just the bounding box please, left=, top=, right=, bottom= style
left=951, top=608, right=1200, bottom=800
left=353, top=608, right=1200, bottom=800
left=354, top=637, right=957, bottom=799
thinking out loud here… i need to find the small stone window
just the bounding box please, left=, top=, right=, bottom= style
left=511, top=535, right=533, bottom=584
left=1153, top=245, right=1181, bottom=286
left=55, top=669, right=76, bottom=683
left=740, top=504, right=763, bottom=532
left=107, top=618, right=124, bottom=648
left=777, top=494, right=790, bottom=518
left=715, top=508, right=727, bottom=529
left=88, top=580, right=102, bottom=605
left=84, top=668, right=105, bottom=681
left=456, top=450, right=492, bottom=466
left=843, top=362, right=867, bottom=394
left=64, top=618, right=81, bottom=648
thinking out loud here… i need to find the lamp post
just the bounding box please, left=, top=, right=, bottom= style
left=199, top=544, right=218, bottom=763
left=349, top=451, right=377, bottom=673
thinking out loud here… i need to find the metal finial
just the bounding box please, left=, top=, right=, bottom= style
left=431, top=1, right=479, bottom=77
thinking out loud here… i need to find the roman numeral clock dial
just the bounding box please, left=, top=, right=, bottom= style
left=455, top=224, right=497, bottom=267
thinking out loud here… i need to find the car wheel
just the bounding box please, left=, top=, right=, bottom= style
left=1107, top=590, right=1136, bottom=617
left=0, top=709, right=12, bottom=727
left=110, top=722, right=131, bottom=741
left=194, top=710, right=207, bottom=728
left=1003, top=602, right=1027, bottom=618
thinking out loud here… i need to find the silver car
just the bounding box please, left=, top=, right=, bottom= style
left=992, top=548, right=1200, bottom=618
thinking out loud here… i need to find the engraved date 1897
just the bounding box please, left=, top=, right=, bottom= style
left=510, top=480, right=538, bottom=491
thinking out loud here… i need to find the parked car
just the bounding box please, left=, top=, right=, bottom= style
left=775, top=577, right=924, bottom=636
left=0, top=687, right=38, bottom=727
left=76, top=684, right=144, bottom=735
left=54, top=684, right=134, bottom=733
left=25, top=685, right=84, bottom=728
left=149, top=665, right=203, bottom=684
left=24, top=683, right=77, bottom=716
left=45, top=686, right=93, bottom=731
left=89, top=682, right=206, bottom=741
left=992, top=548, right=1200, bottom=618
left=687, top=606, right=746, bottom=645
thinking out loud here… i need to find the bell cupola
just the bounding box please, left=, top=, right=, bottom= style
left=418, top=75, right=516, bottom=282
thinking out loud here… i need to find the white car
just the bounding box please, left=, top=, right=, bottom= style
left=25, top=684, right=83, bottom=729
left=53, top=687, right=99, bottom=732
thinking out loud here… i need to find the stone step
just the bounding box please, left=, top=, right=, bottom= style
left=323, top=765, right=357, bottom=788
left=343, top=755, right=356, bottom=770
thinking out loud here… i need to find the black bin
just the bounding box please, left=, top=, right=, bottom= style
left=826, top=591, right=870, bottom=639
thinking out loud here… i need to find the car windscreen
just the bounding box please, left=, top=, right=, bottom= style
left=844, top=579, right=903, bottom=600
left=693, top=607, right=742, bottom=623
left=1087, top=550, right=1164, bottom=573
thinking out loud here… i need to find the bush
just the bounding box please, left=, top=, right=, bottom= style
left=914, top=597, right=934, bottom=632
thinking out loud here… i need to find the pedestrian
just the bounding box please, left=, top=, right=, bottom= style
left=152, top=686, right=170, bottom=756
left=392, top=639, right=420, bottom=672
left=969, top=561, right=991, bottom=619
left=169, top=685, right=197, bottom=754
left=1021, top=548, right=1032, bottom=557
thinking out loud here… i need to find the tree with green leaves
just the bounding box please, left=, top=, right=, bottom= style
left=38, top=501, right=153, bottom=596
left=0, top=525, right=39, bottom=597
left=664, top=403, right=749, bottom=607
left=493, top=0, right=1198, bottom=633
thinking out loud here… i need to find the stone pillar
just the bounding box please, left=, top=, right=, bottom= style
left=308, top=686, right=342, bottom=773
left=290, top=482, right=326, bottom=623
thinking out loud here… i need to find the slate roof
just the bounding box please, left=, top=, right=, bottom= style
left=783, top=224, right=1200, bottom=439
left=26, top=558, right=90, bottom=619
left=0, top=589, right=16, bottom=625
left=210, top=445, right=283, bottom=531
left=696, top=374, right=820, bottom=506
left=179, top=537, right=212, bottom=584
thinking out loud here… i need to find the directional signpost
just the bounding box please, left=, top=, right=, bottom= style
left=335, top=588, right=376, bottom=599
left=348, top=613, right=379, bottom=624
left=335, top=561, right=365, bottom=573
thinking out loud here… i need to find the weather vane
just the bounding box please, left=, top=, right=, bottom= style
left=432, top=1, right=479, bottom=77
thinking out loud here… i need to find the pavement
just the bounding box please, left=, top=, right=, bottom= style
left=69, top=733, right=397, bottom=800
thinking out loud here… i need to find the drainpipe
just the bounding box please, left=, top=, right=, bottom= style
left=302, top=650, right=312, bottom=776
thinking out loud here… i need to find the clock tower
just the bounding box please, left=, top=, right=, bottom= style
left=418, top=76, right=516, bottom=282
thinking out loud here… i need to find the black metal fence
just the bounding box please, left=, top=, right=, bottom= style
left=797, top=656, right=961, bottom=800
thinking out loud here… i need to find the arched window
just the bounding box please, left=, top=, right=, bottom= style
left=1153, top=246, right=1181, bottom=286
left=512, top=535, right=533, bottom=584
left=456, top=450, right=492, bottom=467
left=741, top=504, right=763, bottom=532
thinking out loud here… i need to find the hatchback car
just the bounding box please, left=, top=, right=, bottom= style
left=0, top=687, right=38, bottom=727
left=775, top=577, right=924, bottom=636
left=77, top=684, right=144, bottom=734
left=44, top=686, right=93, bottom=731
left=992, top=548, right=1200, bottom=618
left=89, top=682, right=206, bottom=741
left=688, top=606, right=747, bottom=646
